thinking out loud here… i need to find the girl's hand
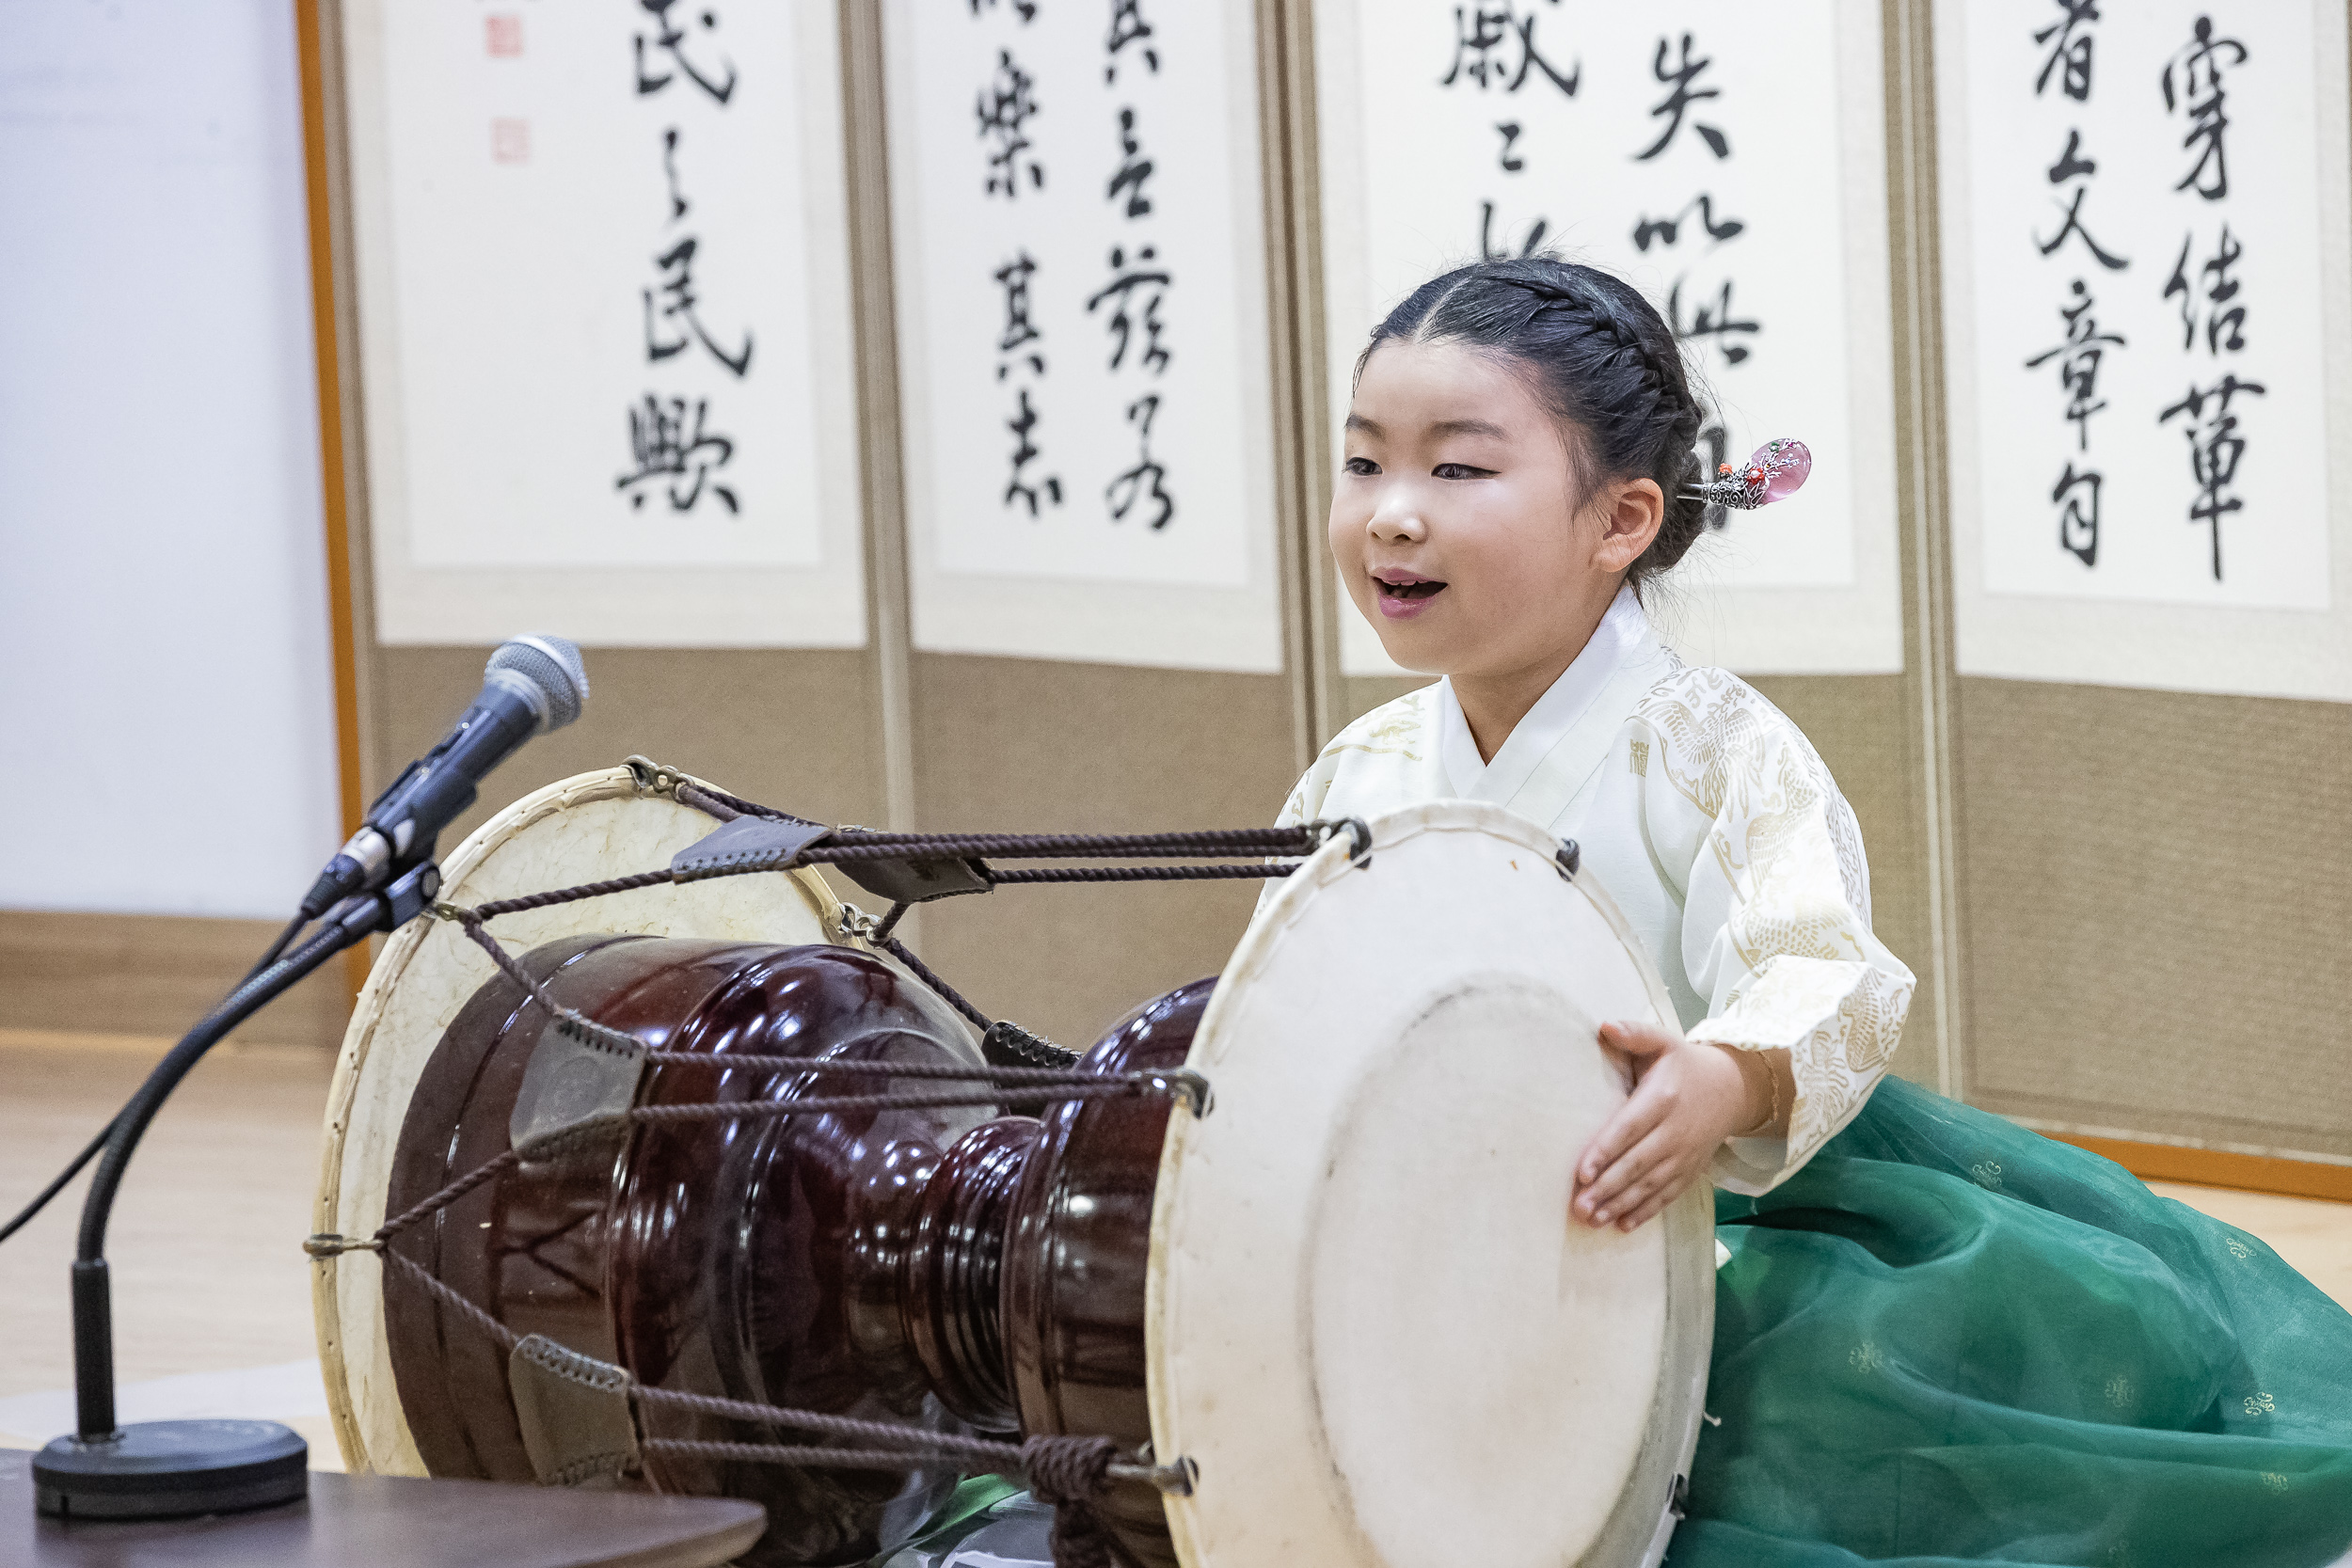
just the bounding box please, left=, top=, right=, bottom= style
left=1570, top=1022, right=1770, bottom=1232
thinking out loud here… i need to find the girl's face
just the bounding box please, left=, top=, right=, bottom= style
left=1330, top=338, right=1662, bottom=681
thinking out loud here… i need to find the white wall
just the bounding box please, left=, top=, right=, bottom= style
left=0, top=0, right=342, bottom=919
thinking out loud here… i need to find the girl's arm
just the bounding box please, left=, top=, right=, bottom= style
left=1570, top=1028, right=1792, bottom=1231
left=1575, top=672, right=1915, bottom=1225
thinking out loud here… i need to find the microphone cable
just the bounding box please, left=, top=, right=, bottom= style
left=0, top=1117, right=118, bottom=1248
left=246, top=909, right=314, bottom=978
left=1, top=905, right=342, bottom=1247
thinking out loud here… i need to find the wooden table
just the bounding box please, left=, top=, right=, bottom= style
left=2, top=1451, right=765, bottom=1568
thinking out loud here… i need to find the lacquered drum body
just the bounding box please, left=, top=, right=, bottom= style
left=384, top=932, right=1200, bottom=1567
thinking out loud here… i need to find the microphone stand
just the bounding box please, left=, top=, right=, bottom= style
left=32, top=861, right=441, bottom=1521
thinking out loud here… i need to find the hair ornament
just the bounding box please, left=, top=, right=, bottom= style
left=1687, top=438, right=1811, bottom=511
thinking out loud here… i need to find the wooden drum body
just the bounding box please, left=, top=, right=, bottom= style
left=317, top=774, right=1715, bottom=1568
left=384, top=933, right=1194, bottom=1566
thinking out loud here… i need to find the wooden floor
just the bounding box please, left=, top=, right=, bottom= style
left=2, top=1029, right=2348, bottom=1469
left=0, top=1031, right=343, bottom=1465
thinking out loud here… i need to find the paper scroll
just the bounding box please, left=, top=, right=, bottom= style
left=885, top=0, right=1285, bottom=673
left=1941, top=0, right=2352, bottom=700
left=344, top=2, right=865, bottom=646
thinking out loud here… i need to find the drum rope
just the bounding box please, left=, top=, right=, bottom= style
left=983, top=863, right=1285, bottom=883
left=870, top=934, right=1083, bottom=1069
left=525, top=1085, right=1174, bottom=1159
left=663, top=764, right=1318, bottom=880
left=443, top=822, right=1339, bottom=927
left=364, top=1243, right=1179, bottom=1566
left=379, top=1246, right=520, bottom=1352
left=630, top=1050, right=1157, bottom=1086
left=459, top=870, right=675, bottom=918
left=444, top=903, right=1105, bottom=1078
left=812, top=831, right=1320, bottom=860
left=638, top=1439, right=1013, bottom=1472
left=633, top=1434, right=1157, bottom=1504
left=669, top=779, right=807, bottom=826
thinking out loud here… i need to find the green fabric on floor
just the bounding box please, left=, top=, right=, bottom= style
left=871, top=1476, right=1026, bottom=1567
left=1671, top=1077, right=2352, bottom=1567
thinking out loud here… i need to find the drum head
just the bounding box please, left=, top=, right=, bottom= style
left=312, top=767, right=847, bottom=1476
left=1149, top=800, right=1714, bottom=1568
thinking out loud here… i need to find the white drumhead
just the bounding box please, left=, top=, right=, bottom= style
left=311, top=767, right=849, bottom=1476
left=1148, top=800, right=1714, bottom=1568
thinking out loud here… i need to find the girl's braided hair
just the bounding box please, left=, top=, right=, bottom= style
left=1358, top=256, right=1712, bottom=588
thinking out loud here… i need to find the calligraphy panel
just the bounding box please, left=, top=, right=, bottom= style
left=1941, top=0, right=2352, bottom=699
left=885, top=0, right=1286, bottom=672
left=1316, top=0, right=1903, bottom=676
left=345, top=2, right=865, bottom=645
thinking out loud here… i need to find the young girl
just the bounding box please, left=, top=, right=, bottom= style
left=1279, top=257, right=2352, bottom=1567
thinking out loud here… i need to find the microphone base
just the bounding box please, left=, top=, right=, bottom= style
left=33, top=1419, right=309, bottom=1520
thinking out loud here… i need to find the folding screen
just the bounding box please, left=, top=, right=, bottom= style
left=1938, top=1, right=2352, bottom=1168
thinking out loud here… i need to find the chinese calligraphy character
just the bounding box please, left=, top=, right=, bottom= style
left=994, top=251, right=1045, bottom=376
left=643, top=237, right=754, bottom=377
left=1105, top=0, right=1160, bottom=85
left=1106, top=393, right=1174, bottom=529
left=617, top=395, right=738, bottom=514
left=1637, top=33, right=1728, bottom=161
left=977, top=49, right=1045, bottom=198
left=1478, top=199, right=1549, bottom=261
left=2164, top=224, right=2246, bottom=354
left=1004, top=389, right=1062, bottom=515
left=660, top=127, right=689, bottom=221
left=634, top=0, right=736, bottom=106
left=1108, top=107, right=1154, bottom=217
left=1496, top=121, right=1525, bottom=174
left=2158, top=372, right=2268, bottom=579
left=1440, top=5, right=1580, bottom=98
left=1632, top=194, right=1743, bottom=252
left=2160, top=17, right=2247, bottom=202
left=2051, top=463, right=2102, bottom=565
left=2035, top=130, right=2128, bottom=270
left=1667, top=277, right=1757, bottom=365
left=2024, top=279, right=2123, bottom=450
left=1087, top=245, right=1172, bottom=373
left=2033, top=0, right=2099, bottom=102
left=969, top=0, right=1037, bottom=19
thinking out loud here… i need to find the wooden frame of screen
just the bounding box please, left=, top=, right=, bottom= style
left=1882, top=0, right=1966, bottom=1103
left=1266, top=1, right=1347, bottom=754
left=836, top=0, right=922, bottom=835
left=295, top=0, right=375, bottom=1007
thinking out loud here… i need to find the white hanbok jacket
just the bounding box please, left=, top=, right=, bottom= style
left=1270, top=589, right=1915, bottom=1195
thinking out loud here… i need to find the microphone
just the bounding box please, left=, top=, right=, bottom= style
left=300, top=635, right=588, bottom=916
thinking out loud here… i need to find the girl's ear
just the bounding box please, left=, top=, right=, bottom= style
left=1590, top=478, right=1665, bottom=573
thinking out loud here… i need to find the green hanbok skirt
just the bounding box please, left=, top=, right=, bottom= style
left=1673, top=1076, right=2352, bottom=1568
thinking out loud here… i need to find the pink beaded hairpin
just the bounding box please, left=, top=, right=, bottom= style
left=1687, top=438, right=1811, bottom=510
